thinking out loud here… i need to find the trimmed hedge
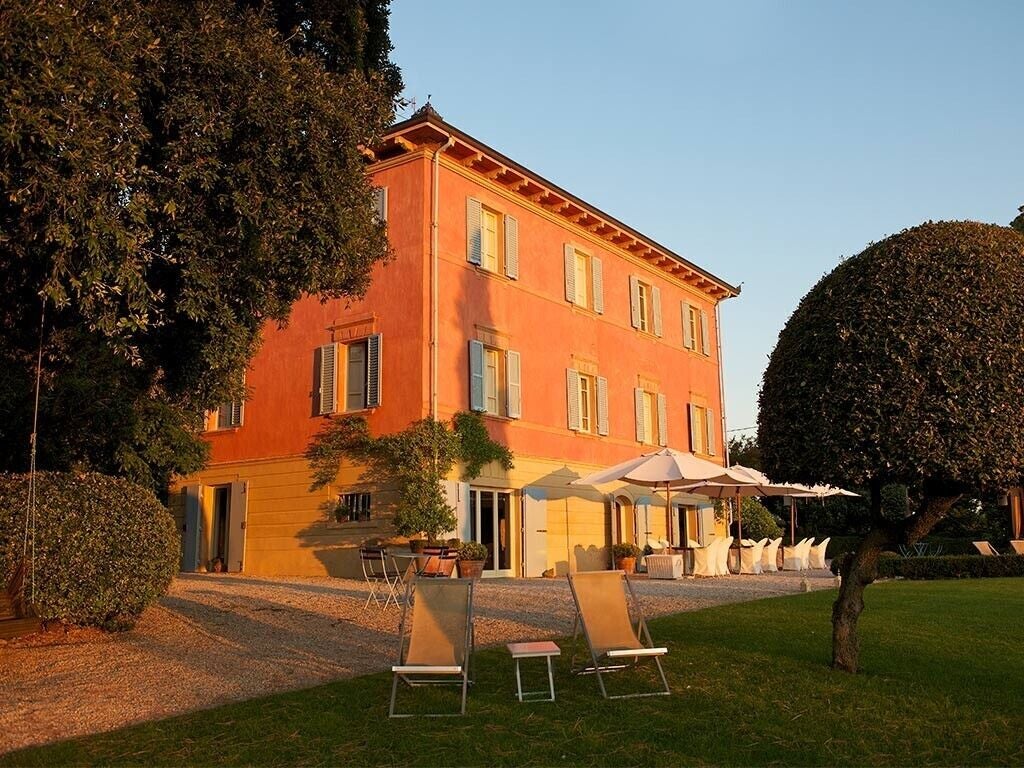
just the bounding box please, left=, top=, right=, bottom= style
left=0, top=472, right=179, bottom=629
left=826, top=535, right=987, bottom=559
left=831, top=552, right=1024, bottom=580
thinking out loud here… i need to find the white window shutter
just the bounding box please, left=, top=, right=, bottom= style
left=634, top=387, right=645, bottom=443
left=657, top=393, right=668, bottom=446
left=318, top=343, right=337, bottom=415
left=652, top=285, right=663, bottom=337
left=596, top=376, right=609, bottom=436
left=563, top=244, right=576, bottom=303
left=682, top=301, right=694, bottom=349
left=504, top=215, right=519, bottom=279
left=706, top=407, right=715, bottom=455
left=466, top=197, right=482, bottom=265
left=506, top=349, right=522, bottom=419
left=592, top=257, right=604, bottom=314
left=689, top=404, right=699, bottom=452
left=700, top=309, right=711, bottom=355
left=373, top=187, right=388, bottom=223
left=566, top=369, right=581, bottom=431
left=469, top=340, right=485, bottom=411
left=629, top=275, right=641, bottom=328
left=366, top=334, right=381, bottom=408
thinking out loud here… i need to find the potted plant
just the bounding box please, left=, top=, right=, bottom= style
left=612, top=543, right=642, bottom=574
left=456, top=541, right=489, bottom=579
left=408, top=537, right=427, bottom=554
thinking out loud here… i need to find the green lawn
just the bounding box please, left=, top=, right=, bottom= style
left=5, top=579, right=1023, bottom=767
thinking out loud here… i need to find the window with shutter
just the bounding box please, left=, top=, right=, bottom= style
left=564, top=244, right=577, bottom=303
left=566, top=369, right=581, bottom=431
left=216, top=401, right=243, bottom=429
left=469, top=340, right=485, bottom=411
left=466, top=197, right=482, bottom=265
left=629, top=276, right=641, bottom=328
left=506, top=350, right=521, bottom=418
left=366, top=334, right=381, bottom=408
left=682, top=301, right=695, bottom=350
left=345, top=341, right=367, bottom=411
left=688, top=403, right=700, bottom=452
left=592, top=257, right=604, bottom=314
left=634, top=387, right=646, bottom=443
left=700, top=309, right=711, bottom=355
left=705, top=407, right=715, bottom=455
left=657, top=393, right=668, bottom=446
left=318, top=343, right=337, bottom=415
left=596, top=376, right=609, bottom=436
left=652, top=285, right=663, bottom=337
left=688, top=403, right=711, bottom=454
left=504, top=215, right=518, bottom=279
left=373, top=187, right=388, bottom=222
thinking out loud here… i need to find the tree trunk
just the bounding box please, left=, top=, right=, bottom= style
left=831, top=485, right=960, bottom=673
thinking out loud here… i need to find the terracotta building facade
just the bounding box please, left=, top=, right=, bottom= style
left=171, top=108, right=740, bottom=578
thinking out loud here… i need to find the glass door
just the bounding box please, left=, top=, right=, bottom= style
left=469, top=488, right=514, bottom=577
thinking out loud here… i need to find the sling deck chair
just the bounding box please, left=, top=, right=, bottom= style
left=389, top=577, right=475, bottom=717
left=567, top=570, right=670, bottom=699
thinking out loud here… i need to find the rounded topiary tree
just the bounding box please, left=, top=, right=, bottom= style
left=759, top=221, right=1024, bottom=672
left=0, top=472, right=179, bottom=629
left=736, top=498, right=782, bottom=541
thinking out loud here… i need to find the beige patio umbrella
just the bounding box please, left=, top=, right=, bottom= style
left=786, top=485, right=860, bottom=546
left=571, top=448, right=752, bottom=550
left=681, top=465, right=806, bottom=547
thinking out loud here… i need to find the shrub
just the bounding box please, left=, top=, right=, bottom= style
left=737, top=498, right=782, bottom=540
left=0, top=472, right=179, bottom=629
left=612, top=543, right=642, bottom=560
left=831, top=552, right=1024, bottom=580
left=456, top=541, right=488, bottom=562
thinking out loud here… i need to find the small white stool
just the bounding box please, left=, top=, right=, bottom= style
left=507, top=641, right=560, bottom=702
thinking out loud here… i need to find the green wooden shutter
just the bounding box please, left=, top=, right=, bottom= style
left=506, top=349, right=522, bottom=418
left=629, top=276, right=641, bottom=328
left=705, top=407, right=715, bottom=455
left=592, top=257, right=604, bottom=314
left=469, top=340, right=485, bottom=411
left=564, top=244, right=576, bottom=302
left=700, top=309, right=711, bottom=355
left=366, top=334, right=381, bottom=408
left=596, top=376, right=609, bottom=436
left=504, top=215, right=519, bottom=279
left=566, top=369, right=581, bottom=430
left=466, top=198, right=482, bottom=265
left=657, top=392, right=668, bottom=446
left=634, top=387, right=646, bottom=443
left=318, top=343, right=337, bottom=415
left=682, top=301, right=694, bottom=349
left=652, top=286, right=663, bottom=337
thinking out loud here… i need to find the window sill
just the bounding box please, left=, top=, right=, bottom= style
left=473, top=265, right=512, bottom=282
left=482, top=412, right=517, bottom=423
left=318, top=407, right=378, bottom=418
left=571, top=430, right=605, bottom=439
left=204, top=426, right=242, bottom=435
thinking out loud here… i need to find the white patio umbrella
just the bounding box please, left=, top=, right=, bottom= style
left=681, top=465, right=806, bottom=546
left=571, top=448, right=751, bottom=549
left=786, top=485, right=860, bottom=546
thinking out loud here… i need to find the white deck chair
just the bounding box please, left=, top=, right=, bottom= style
left=568, top=571, right=670, bottom=699
left=973, top=541, right=1000, bottom=557
left=762, top=537, right=782, bottom=573
left=808, top=537, right=831, bottom=569
left=389, top=578, right=475, bottom=717
left=716, top=536, right=734, bottom=575
left=1010, top=541, right=1024, bottom=555
left=740, top=538, right=767, bottom=574
left=783, top=537, right=813, bottom=570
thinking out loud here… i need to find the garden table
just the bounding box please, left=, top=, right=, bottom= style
left=507, top=641, right=560, bottom=702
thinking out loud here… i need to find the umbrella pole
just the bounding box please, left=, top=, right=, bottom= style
left=665, top=481, right=671, bottom=547
left=790, top=498, right=796, bottom=546
left=735, top=488, right=742, bottom=574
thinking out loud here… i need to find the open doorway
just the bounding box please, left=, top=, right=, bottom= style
left=212, top=485, right=230, bottom=571
left=614, top=496, right=638, bottom=545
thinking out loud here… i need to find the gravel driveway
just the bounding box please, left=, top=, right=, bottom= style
left=0, top=570, right=834, bottom=754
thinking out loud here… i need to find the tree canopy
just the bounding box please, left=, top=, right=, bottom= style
left=0, top=0, right=401, bottom=490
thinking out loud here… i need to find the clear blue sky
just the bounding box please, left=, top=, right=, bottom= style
left=390, top=0, right=1024, bottom=441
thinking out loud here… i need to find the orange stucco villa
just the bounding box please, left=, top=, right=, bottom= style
left=171, top=106, right=740, bottom=579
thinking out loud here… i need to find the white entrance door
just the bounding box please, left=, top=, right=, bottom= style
left=226, top=481, right=248, bottom=572
left=522, top=487, right=547, bottom=577
left=469, top=488, right=515, bottom=577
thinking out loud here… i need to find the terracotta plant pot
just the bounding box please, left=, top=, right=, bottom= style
left=457, top=560, right=485, bottom=579
left=408, top=539, right=427, bottom=554
left=615, top=556, right=637, bottom=574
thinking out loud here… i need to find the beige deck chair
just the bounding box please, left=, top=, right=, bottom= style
left=567, top=571, right=669, bottom=699
left=389, top=578, right=474, bottom=717
left=973, top=541, right=1000, bottom=557
left=1010, top=541, right=1024, bottom=556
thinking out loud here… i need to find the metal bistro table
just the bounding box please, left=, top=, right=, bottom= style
left=387, top=550, right=439, bottom=589
left=507, top=641, right=560, bottom=702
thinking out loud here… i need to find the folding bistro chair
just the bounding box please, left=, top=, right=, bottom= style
left=420, top=548, right=458, bottom=578
left=360, top=546, right=399, bottom=609
left=389, top=578, right=475, bottom=717
left=567, top=570, right=670, bottom=699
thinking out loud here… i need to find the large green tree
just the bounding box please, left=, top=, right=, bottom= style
left=0, top=0, right=401, bottom=490
left=759, top=221, right=1024, bottom=673
left=1012, top=205, right=1024, bottom=234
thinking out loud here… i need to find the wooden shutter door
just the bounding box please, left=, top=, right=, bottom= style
left=366, top=334, right=382, bottom=408
left=522, top=487, right=549, bottom=577
left=629, top=276, right=641, bottom=328
left=227, top=481, right=248, bottom=573
left=592, top=257, right=604, bottom=314
left=469, top=340, right=485, bottom=411
left=466, top=198, right=482, bottom=265
left=318, top=343, right=338, bottom=415
left=506, top=349, right=522, bottom=418
left=634, top=387, right=646, bottom=442
left=657, top=393, right=669, bottom=446
left=652, top=286, right=663, bottom=337
left=700, top=309, right=711, bottom=355
left=705, top=407, right=716, bottom=455
left=566, top=369, right=581, bottom=430
left=504, top=215, right=519, bottom=279
left=596, top=376, right=609, bottom=436
left=181, top=485, right=202, bottom=572
left=564, top=244, right=576, bottom=302
left=682, top=301, right=694, bottom=349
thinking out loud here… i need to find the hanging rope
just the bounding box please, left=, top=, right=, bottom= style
left=24, top=298, right=45, bottom=605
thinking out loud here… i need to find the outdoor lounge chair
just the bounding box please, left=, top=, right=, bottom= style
left=1010, top=540, right=1024, bottom=556
left=762, top=537, right=782, bottom=573
left=389, top=578, right=475, bottom=717
left=808, top=537, right=831, bottom=569
left=692, top=542, right=716, bottom=577
left=740, top=538, right=767, bottom=574
left=715, top=536, right=734, bottom=575
left=973, top=541, right=1000, bottom=557
left=567, top=570, right=670, bottom=699
left=783, top=538, right=814, bottom=570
